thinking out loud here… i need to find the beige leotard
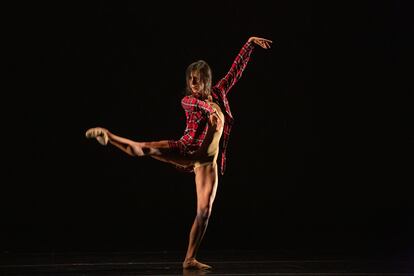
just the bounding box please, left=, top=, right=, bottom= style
left=192, top=102, right=225, bottom=169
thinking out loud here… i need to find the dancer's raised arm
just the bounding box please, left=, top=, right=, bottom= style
left=214, top=36, right=272, bottom=96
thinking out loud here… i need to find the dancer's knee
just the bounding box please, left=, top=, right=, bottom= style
left=141, top=142, right=162, bottom=156
left=196, top=206, right=212, bottom=222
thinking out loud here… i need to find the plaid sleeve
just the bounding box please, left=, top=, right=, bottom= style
left=168, top=140, right=183, bottom=152
left=214, top=41, right=254, bottom=96
left=181, top=96, right=214, bottom=114
left=168, top=124, right=196, bottom=155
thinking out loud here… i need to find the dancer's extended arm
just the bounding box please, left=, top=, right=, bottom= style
left=214, top=36, right=272, bottom=95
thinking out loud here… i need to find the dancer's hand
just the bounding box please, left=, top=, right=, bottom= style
left=248, top=36, right=273, bottom=49
left=204, top=97, right=222, bottom=130
left=209, top=111, right=222, bottom=131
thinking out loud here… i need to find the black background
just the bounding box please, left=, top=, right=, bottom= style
left=3, top=0, right=413, bottom=256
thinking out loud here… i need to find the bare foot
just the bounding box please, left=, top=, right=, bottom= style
left=183, top=258, right=212, bottom=270
left=85, top=127, right=109, bottom=146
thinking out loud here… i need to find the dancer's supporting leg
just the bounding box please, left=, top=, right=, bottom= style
left=182, top=163, right=217, bottom=270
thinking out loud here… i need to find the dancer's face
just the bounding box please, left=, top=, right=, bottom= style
left=188, top=71, right=204, bottom=98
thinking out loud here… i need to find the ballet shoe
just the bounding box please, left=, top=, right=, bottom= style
left=182, top=258, right=212, bottom=270
left=85, top=127, right=109, bottom=146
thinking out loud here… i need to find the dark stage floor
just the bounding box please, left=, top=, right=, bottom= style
left=1, top=250, right=413, bottom=275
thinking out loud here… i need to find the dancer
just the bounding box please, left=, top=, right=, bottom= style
left=86, top=36, right=272, bottom=270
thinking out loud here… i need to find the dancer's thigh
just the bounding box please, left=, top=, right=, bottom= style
left=151, top=152, right=195, bottom=169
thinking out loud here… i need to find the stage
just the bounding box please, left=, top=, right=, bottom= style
left=1, top=250, right=413, bottom=275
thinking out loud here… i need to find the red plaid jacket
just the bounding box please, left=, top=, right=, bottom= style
left=169, top=41, right=255, bottom=175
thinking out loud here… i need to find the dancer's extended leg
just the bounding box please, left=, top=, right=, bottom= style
left=85, top=127, right=194, bottom=168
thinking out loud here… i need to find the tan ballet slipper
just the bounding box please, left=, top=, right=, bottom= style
left=85, top=127, right=109, bottom=146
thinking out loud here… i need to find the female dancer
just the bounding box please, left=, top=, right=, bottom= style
left=86, top=36, right=272, bottom=270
